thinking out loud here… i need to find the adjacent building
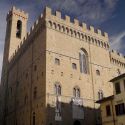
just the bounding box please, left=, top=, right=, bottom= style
left=0, top=6, right=125, bottom=125
left=97, top=73, right=125, bottom=125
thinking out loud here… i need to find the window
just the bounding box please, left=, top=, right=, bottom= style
left=9, top=87, right=12, bottom=97
left=33, top=112, right=35, bottom=125
left=98, top=90, right=103, bottom=100
left=72, top=63, right=77, bottom=70
left=79, top=49, right=89, bottom=74
left=117, top=69, right=121, bottom=75
left=73, top=87, right=80, bottom=98
left=106, top=105, right=111, bottom=116
left=115, top=82, right=121, bottom=94
left=33, top=87, right=37, bottom=99
left=24, top=95, right=28, bottom=104
left=96, top=70, right=100, bottom=76
left=124, top=80, right=125, bottom=90
left=10, top=87, right=12, bottom=95
left=16, top=20, right=22, bottom=38
left=34, top=65, right=37, bottom=71
left=51, top=70, right=54, bottom=74
left=55, top=58, right=60, bottom=65
left=16, top=81, right=19, bottom=86
left=115, top=103, right=125, bottom=116
left=55, top=83, right=61, bottom=96
left=26, top=72, right=28, bottom=79
left=61, top=72, right=63, bottom=76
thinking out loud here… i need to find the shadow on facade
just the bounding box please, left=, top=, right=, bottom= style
left=46, top=101, right=102, bottom=125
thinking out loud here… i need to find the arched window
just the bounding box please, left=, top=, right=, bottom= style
left=16, top=20, right=22, bottom=38
left=33, top=87, right=37, bottom=99
left=72, top=63, right=77, bottom=70
left=96, top=70, right=100, bottom=76
left=48, top=21, right=52, bottom=27
left=10, top=87, right=12, bottom=96
left=79, top=49, right=89, bottom=74
left=33, top=112, right=35, bottom=125
left=24, top=95, right=28, bottom=104
left=55, top=58, right=60, bottom=65
left=55, top=83, right=61, bottom=96
left=117, top=69, right=121, bottom=75
left=73, top=87, right=80, bottom=98
left=98, top=90, right=103, bottom=100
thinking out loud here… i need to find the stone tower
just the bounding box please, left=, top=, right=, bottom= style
left=0, top=7, right=28, bottom=125
left=3, top=6, right=28, bottom=63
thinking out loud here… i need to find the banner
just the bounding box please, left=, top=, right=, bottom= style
left=55, top=96, right=62, bottom=121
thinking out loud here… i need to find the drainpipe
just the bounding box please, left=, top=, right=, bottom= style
left=111, top=100, right=116, bottom=125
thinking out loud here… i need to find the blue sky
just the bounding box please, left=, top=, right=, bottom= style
left=0, top=0, right=125, bottom=76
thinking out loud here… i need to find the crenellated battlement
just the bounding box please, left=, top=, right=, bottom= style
left=43, top=7, right=109, bottom=50
left=110, top=50, right=125, bottom=68
left=110, top=50, right=124, bottom=57
left=7, top=6, right=28, bottom=20
left=43, top=7, right=108, bottom=40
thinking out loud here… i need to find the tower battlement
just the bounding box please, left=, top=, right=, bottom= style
left=4, top=6, right=29, bottom=62
left=7, top=6, right=28, bottom=20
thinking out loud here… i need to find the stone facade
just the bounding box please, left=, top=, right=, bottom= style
left=0, top=6, right=125, bottom=125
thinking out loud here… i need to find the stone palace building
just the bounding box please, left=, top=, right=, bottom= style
left=0, top=6, right=125, bottom=125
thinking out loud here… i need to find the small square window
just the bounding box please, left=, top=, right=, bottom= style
left=72, top=63, right=77, bottom=70
left=115, top=103, right=125, bottom=116
left=51, top=70, right=54, bottom=74
left=55, top=58, right=60, bottom=65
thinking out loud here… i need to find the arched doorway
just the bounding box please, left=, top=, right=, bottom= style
left=74, top=120, right=81, bottom=125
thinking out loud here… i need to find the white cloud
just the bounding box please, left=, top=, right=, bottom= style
left=45, top=0, right=119, bottom=24
left=104, top=0, right=117, bottom=8
left=110, top=31, right=125, bottom=53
